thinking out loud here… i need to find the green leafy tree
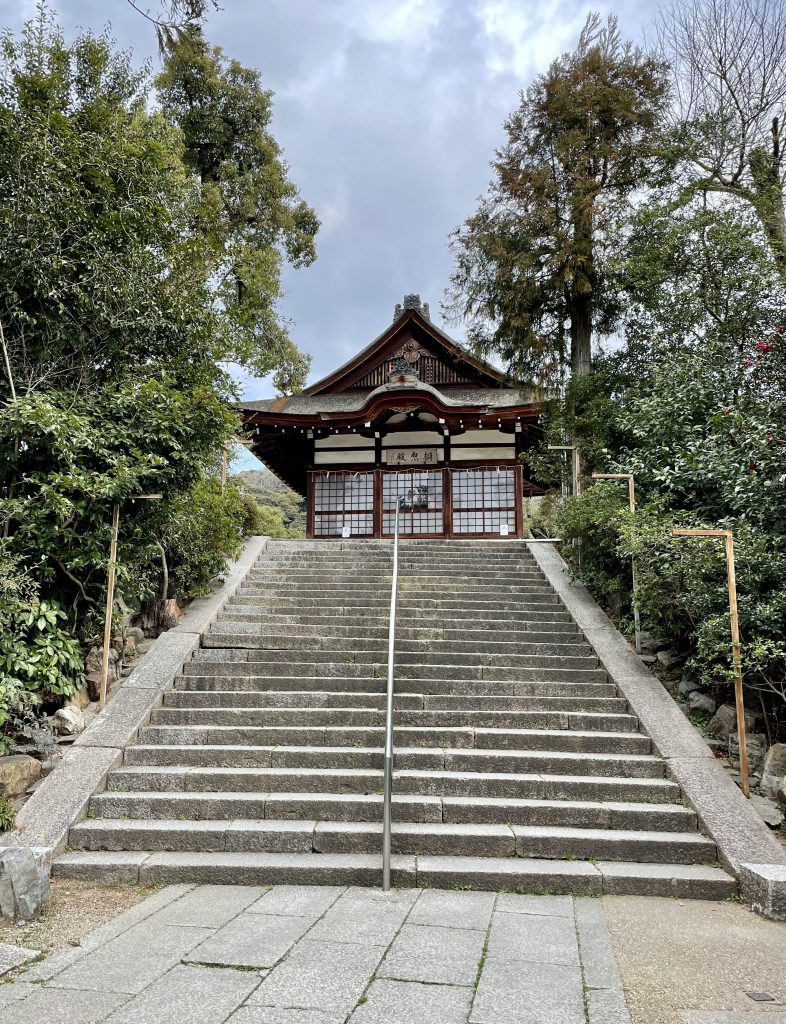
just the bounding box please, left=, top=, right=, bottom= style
left=448, top=14, right=669, bottom=385
left=0, top=11, right=317, bottom=651
left=156, top=28, right=320, bottom=393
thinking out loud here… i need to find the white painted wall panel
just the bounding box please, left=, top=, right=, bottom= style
left=452, top=447, right=516, bottom=461
left=314, top=450, right=375, bottom=465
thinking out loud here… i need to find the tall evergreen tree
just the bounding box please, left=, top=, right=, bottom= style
left=448, top=15, right=669, bottom=386
left=156, top=29, right=320, bottom=393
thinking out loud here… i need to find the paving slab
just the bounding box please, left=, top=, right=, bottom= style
left=104, top=963, right=260, bottom=1024
left=19, top=942, right=87, bottom=982
left=250, top=939, right=384, bottom=1013
left=407, top=889, right=495, bottom=931
left=588, top=987, right=632, bottom=1024
left=228, top=1007, right=348, bottom=1024
left=495, top=892, right=574, bottom=918
left=306, top=895, right=410, bottom=947
left=185, top=913, right=312, bottom=968
left=349, top=978, right=473, bottom=1024
left=470, top=958, right=585, bottom=1024
left=0, top=981, right=38, bottom=1010
left=0, top=884, right=640, bottom=1024
left=340, top=886, right=420, bottom=905
left=0, top=942, right=37, bottom=976
left=55, top=922, right=214, bottom=994
left=378, top=922, right=485, bottom=986
left=151, top=884, right=268, bottom=928
left=0, top=986, right=129, bottom=1024
left=247, top=885, right=344, bottom=919
left=575, top=897, right=625, bottom=991
left=486, top=910, right=580, bottom=967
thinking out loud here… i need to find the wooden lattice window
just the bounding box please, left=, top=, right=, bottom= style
left=451, top=468, right=516, bottom=535
left=382, top=470, right=444, bottom=535
left=312, top=471, right=374, bottom=536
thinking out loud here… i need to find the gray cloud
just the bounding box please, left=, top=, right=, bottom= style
left=1, top=0, right=648, bottom=409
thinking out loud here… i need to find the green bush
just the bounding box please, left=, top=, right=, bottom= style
left=161, top=478, right=247, bottom=600
left=240, top=492, right=263, bottom=536
left=0, top=600, right=85, bottom=702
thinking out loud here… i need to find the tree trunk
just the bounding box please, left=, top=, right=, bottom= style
left=570, top=205, right=594, bottom=377
left=141, top=597, right=182, bottom=635
left=570, top=295, right=593, bottom=377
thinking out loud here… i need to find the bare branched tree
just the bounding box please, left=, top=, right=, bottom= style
left=657, top=0, right=786, bottom=278
left=126, top=1, right=220, bottom=50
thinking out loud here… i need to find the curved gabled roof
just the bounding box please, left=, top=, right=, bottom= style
left=303, top=305, right=507, bottom=396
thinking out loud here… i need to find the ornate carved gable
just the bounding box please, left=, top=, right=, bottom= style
left=350, top=337, right=475, bottom=390
left=304, top=299, right=504, bottom=396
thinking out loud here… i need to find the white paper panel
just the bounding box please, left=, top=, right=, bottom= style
left=454, top=430, right=510, bottom=445
left=314, top=450, right=375, bottom=465
left=315, top=434, right=374, bottom=450
left=451, top=447, right=516, bottom=461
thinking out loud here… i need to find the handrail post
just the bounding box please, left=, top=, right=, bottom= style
left=382, top=496, right=402, bottom=890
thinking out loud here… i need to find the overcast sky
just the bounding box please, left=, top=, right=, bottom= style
left=1, top=0, right=651, bottom=469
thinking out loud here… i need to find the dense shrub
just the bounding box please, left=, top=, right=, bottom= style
left=159, top=479, right=247, bottom=601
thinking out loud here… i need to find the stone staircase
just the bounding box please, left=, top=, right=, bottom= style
left=56, top=540, right=736, bottom=897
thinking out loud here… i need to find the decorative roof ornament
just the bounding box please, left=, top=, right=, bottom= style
left=393, top=294, right=431, bottom=322
left=388, top=355, right=421, bottom=385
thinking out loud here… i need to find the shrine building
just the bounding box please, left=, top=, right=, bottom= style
left=240, top=295, right=543, bottom=539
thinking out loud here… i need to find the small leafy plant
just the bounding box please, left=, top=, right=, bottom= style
left=0, top=798, right=16, bottom=833
left=0, top=600, right=85, bottom=701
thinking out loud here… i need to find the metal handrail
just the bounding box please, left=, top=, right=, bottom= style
left=382, top=496, right=402, bottom=890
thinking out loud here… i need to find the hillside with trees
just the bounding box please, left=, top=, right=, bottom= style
left=233, top=471, right=306, bottom=538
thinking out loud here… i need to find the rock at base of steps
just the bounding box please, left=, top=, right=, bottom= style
left=0, top=848, right=50, bottom=920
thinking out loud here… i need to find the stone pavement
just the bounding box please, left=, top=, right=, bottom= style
left=0, top=884, right=629, bottom=1024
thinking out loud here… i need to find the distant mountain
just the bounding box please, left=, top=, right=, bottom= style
left=233, top=470, right=306, bottom=535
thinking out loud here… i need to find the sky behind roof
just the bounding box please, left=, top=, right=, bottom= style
left=1, top=1, right=652, bottom=468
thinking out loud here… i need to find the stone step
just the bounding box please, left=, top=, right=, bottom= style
left=125, top=744, right=446, bottom=770
left=152, top=705, right=636, bottom=732
left=122, top=744, right=662, bottom=778
left=228, top=596, right=567, bottom=613
left=67, top=818, right=715, bottom=864
left=204, top=638, right=596, bottom=665
left=174, top=676, right=619, bottom=698
left=163, top=690, right=427, bottom=710
left=137, top=725, right=650, bottom=754
left=160, top=691, right=625, bottom=714
left=223, top=603, right=578, bottom=626
left=217, top=615, right=587, bottom=646
left=56, top=536, right=736, bottom=903
left=150, top=706, right=632, bottom=730
left=265, top=551, right=538, bottom=562
left=237, top=582, right=558, bottom=596
left=246, top=568, right=547, bottom=580
left=51, top=850, right=736, bottom=899
left=105, top=765, right=677, bottom=800
left=193, top=656, right=609, bottom=685
left=89, top=790, right=693, bottom=830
